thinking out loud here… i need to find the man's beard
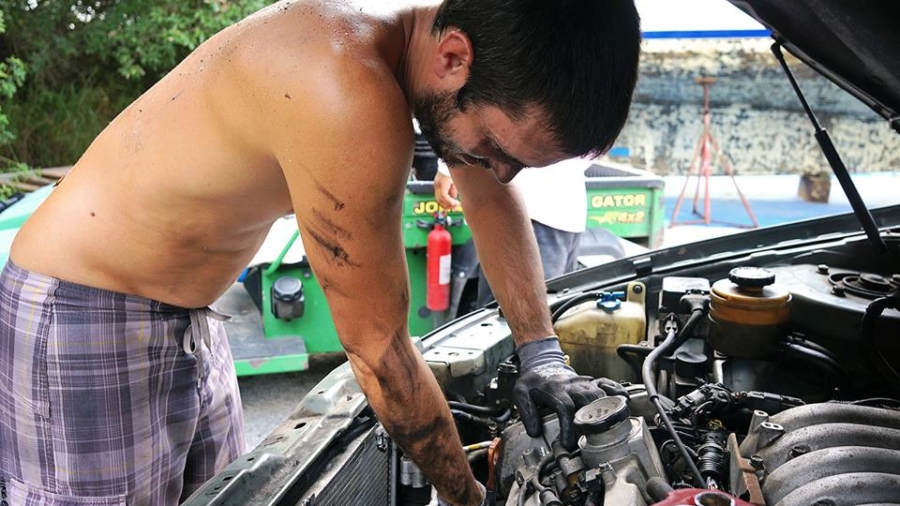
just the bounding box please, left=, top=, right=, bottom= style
left=414, top=90, right=461, bottom=166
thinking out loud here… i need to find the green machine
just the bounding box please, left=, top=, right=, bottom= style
left=584, top=162, right=666, bottom=249
left=224, top=180, right=470, bottom=376
left=0, top=162, right=664, bottom=376
left=225, top=163, right=664, bottom=376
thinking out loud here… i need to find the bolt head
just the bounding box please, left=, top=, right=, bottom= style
left=790, top=444, right=811, bottom=458
left=749, top=455, right=765, bottom=470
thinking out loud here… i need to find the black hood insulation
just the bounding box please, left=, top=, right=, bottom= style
left=729, top=0, right=900, bottom=132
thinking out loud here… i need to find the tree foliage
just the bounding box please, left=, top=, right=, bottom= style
left=0, top=0, right=270, bottom=169
left=0, top=10, right=26, bottom=151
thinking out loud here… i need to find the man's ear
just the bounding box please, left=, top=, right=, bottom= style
left=432, top=29, right=473, bottom=87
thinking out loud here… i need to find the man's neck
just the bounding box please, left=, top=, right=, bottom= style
left=396, top=4, right=439, bottom=113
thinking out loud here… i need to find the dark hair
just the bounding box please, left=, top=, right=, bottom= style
left=433, top=0, right=641, bottom=158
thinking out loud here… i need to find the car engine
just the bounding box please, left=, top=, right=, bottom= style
left=185, top=230, right=900, bottom=506
left=414, top=245, right=900, bottom=506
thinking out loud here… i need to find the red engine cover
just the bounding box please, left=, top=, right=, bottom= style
left=651, top=489, right=755, bottom=506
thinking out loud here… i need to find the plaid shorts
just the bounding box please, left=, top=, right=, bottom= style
left=0, top=260, right=245, bottom=505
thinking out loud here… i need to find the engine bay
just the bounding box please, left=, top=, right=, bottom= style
left=413, top=233, right=900, bottom=506
left=185, top=226, right=900, bottom=506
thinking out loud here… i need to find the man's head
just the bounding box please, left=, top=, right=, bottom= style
left=416, top=89, right=564, bottom=183
left=416, top=0, right=641, bottom=181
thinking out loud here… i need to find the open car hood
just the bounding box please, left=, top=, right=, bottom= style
left=728, top=0, right=900, bottom=131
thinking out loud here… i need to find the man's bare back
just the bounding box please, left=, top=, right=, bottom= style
left=12, top=0, right=415, bottom=308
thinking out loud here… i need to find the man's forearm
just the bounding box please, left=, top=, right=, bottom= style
left=465, top=197, right=555, bottom=347
left=446, top=166, right=555, bottom=347
left=346, top=338, right=482, bottom=506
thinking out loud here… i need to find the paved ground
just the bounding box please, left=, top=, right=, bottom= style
left=660, top=172, right=899, bottom=245
left=237, top=171, right=899, bottom=449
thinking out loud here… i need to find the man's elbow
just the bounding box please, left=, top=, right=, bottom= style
left=342, top=329, right=424, bottom=398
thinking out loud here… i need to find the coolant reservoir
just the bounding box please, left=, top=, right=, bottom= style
left=554, top=281, right=646, bottom=382
left=709, top=267, right=791, bottom=358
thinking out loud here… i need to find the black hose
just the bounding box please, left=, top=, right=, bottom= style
left=338, top=416, right=376, bottom=444
left=516, top=453, right=555, bottom=506
left=642, top=310, right=707, bottom=488
left=772, top=341, right=854, bottom=397
left=450, top=410, right=494, bottom=427
left=861, top=292, right=900, bottom=392
left=491, top=408, right=512, bottom=424
left=531, top=453, right=555, bottom=493
left=646, top=477, right=675, bottom=502
left=450, top=407, right=512, bottom=427
left=788, top=336, right=839, bottom=362
left=618, top=343, right=652, bottom=359
left=530, top=475, right=548, bottom=494
left=549, top=291, right=603, bottom=323
left=467, top=449, right=488, bottom=463
left=448, top=401, right=505, bottom=416
left=617, top=343, right=652, bottom=378
left=641, top=325, right=676, bottom=405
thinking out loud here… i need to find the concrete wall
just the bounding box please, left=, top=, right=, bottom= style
left=614, top=38, right=900, bottom=175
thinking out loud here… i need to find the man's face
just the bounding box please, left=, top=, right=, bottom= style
left=415, top=90, right=566, bottom=184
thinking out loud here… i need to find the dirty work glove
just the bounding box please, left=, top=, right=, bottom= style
left=513, top=337, right=606, bottom=451
left=435, top=481, right=487, bottom=506
left=595, top=377, right=630, bottom=399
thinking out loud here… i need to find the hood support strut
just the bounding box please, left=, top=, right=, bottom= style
left=771, top=42, right=887, bottom=254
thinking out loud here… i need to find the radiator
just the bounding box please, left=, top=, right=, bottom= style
left=298, top=427, right=391, bottom=506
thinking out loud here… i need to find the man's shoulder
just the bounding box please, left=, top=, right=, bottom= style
left=257, top=54, right=411, bottom=157
left=200, top=10, right=411, bottom=164
left=221, top=5, right=403, bottom=109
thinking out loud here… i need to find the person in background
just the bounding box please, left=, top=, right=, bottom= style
left=434, top=157, right=590, bottom=307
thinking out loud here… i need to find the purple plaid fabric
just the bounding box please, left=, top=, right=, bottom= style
left=0, top=260, right=245, bottom=505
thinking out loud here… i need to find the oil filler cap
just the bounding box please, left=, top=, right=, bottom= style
left=728, top=267, right=776, bottom=289
left=574, top=396, right=629, bottom=435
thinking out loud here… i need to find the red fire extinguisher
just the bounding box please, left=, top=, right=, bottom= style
left=426, top=215, right=452, bottom=311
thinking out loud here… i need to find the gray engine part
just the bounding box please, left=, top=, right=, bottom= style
left=575, top=396, right=665, bottom=502
left=769, top=264, right=900, bottom=341
left=739, top=403, right=900, bottom=506
left=503, top=397, right=663, bottom=506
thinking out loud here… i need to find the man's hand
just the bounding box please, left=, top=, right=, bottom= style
left=435, top=482, right=486, bottom=506
left=513, top=337, right=610, bottom=451
left=433, top=171, right=461, bottom=210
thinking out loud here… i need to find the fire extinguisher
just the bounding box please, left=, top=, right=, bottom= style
left=426, top=215, right=452, bottom=311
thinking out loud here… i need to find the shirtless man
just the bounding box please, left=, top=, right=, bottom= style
left=0, top=0, right=641, bottom=504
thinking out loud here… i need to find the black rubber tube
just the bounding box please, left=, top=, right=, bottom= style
left=772, top=341, right=854, bottom=397
left=550, top=292, right=602, bottom=323
left=447, top=401, right=505, bottom=416
left=617, top=343, right=653, bottom=380
left=646, top=476, right=675, bottom=502
left=861, top=293, right=900, bottom=392
left=642, top=310, right=707, bottom=487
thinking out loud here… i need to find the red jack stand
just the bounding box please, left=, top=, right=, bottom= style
left=670, top=77, right=759, bottom=229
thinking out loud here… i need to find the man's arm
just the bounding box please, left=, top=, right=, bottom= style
left=261, top=80, right=482, bottom=505
left=449, top=165, right=606, bottom=450
left=446, top=165, right=553, bottom=345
